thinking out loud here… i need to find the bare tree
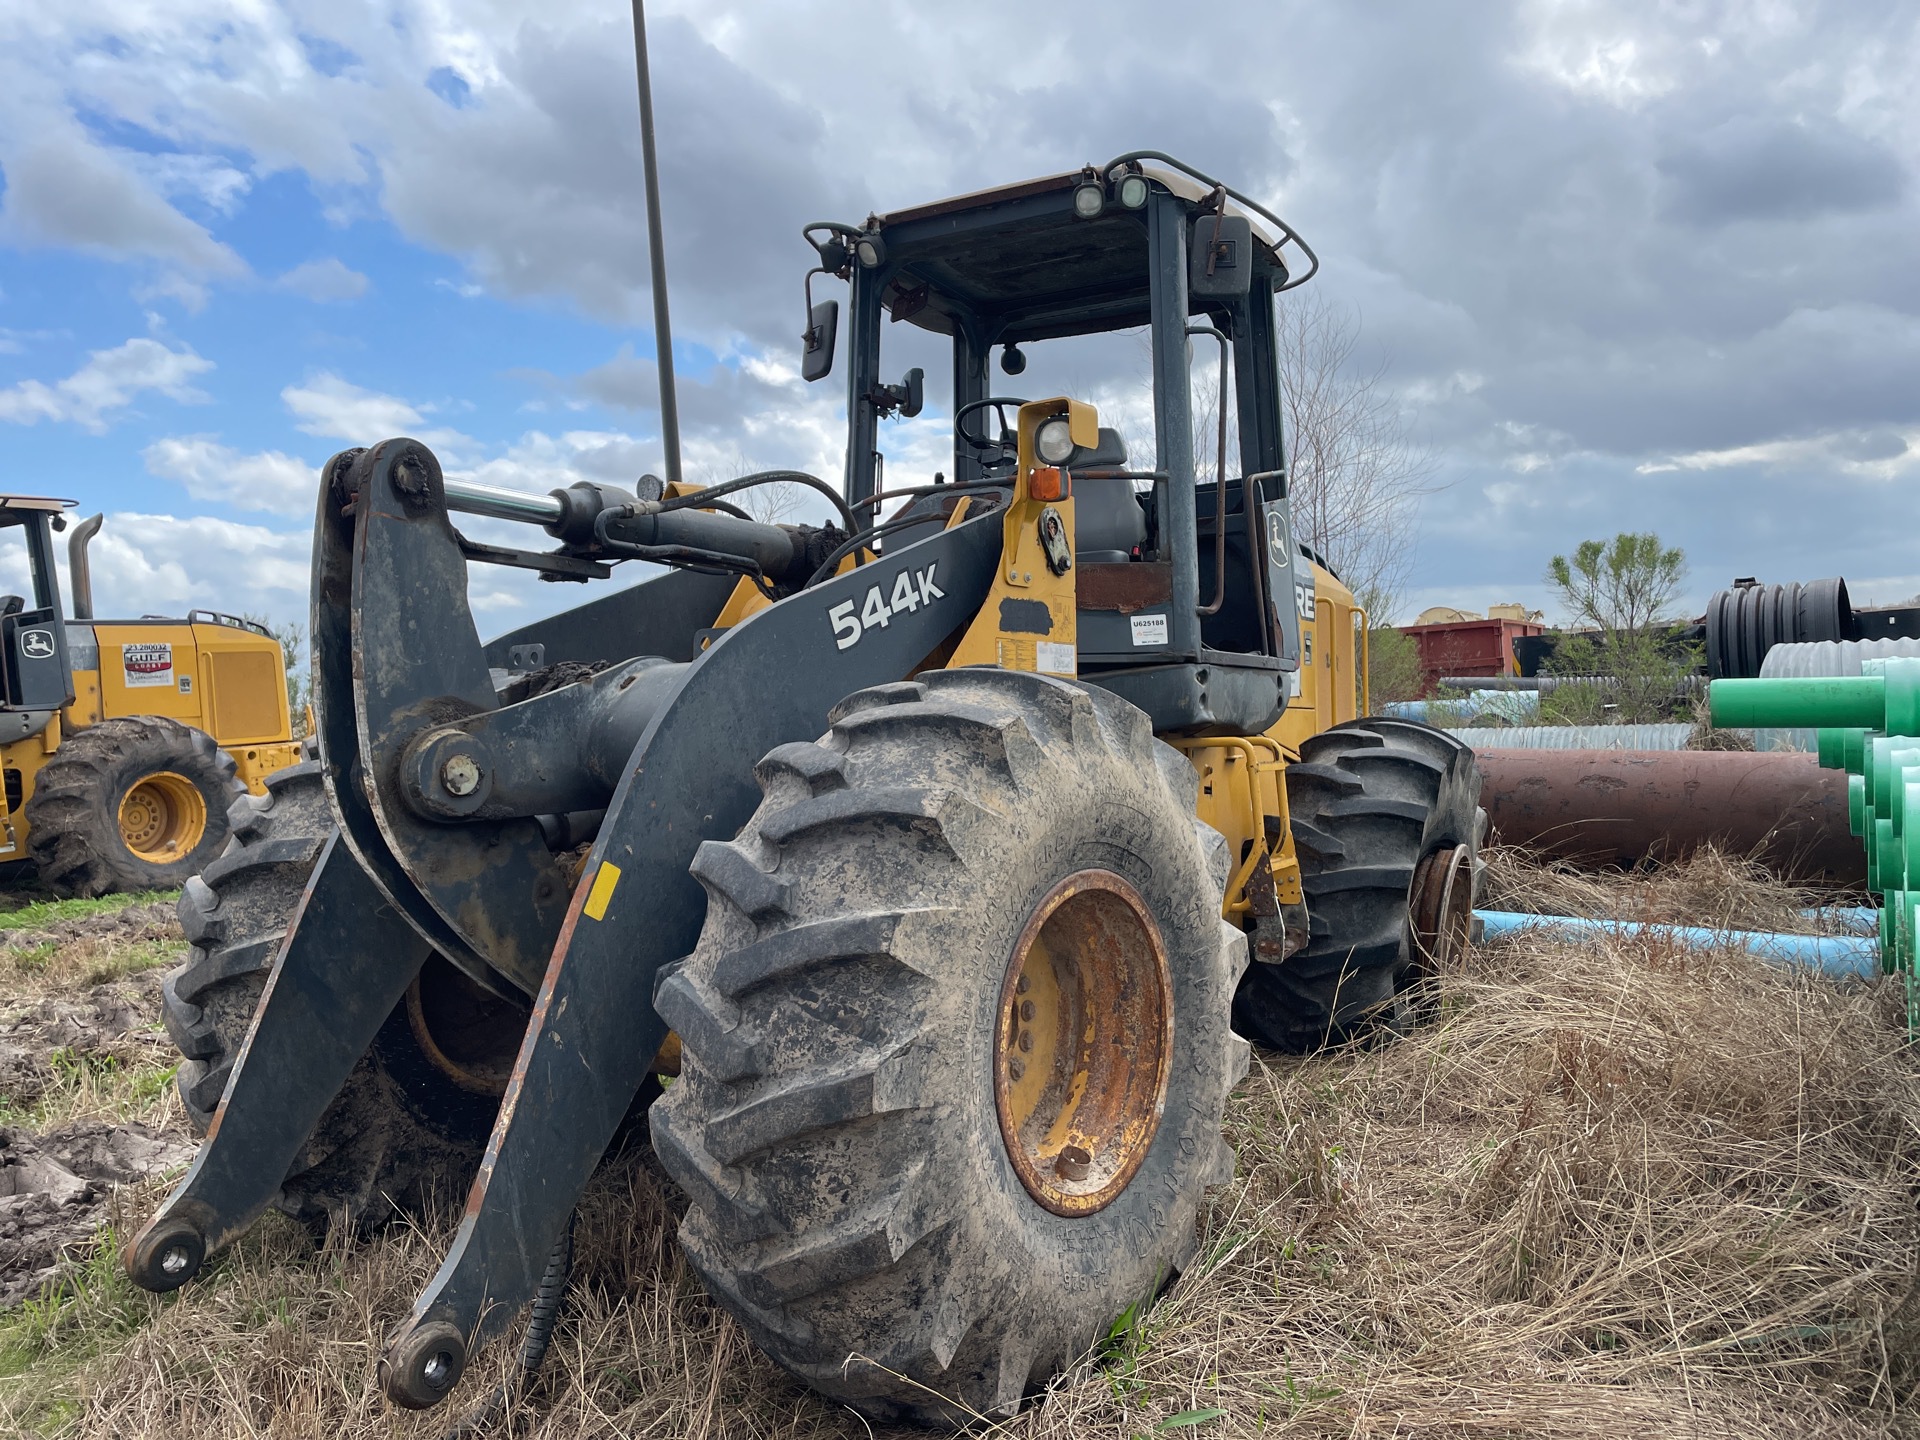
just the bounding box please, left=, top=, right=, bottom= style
left=1276, top=293, right=1436, bottom=622
left=689, top=446, right=804, bottom=525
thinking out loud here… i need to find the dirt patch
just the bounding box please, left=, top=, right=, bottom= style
left=0, top=899, right=179, bottom=950
left=0, top=1121, right=192, bottom=1305
left=0, top=968, right=169, bottom=1112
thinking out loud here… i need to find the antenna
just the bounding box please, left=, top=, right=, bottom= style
left=630, top=0, right=682, bottom=486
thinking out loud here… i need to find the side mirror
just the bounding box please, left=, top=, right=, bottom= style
left=873, top=367, right=923, bottom=418
left=1190, top=213, right=1253, bottom=297
left=802, top=298, right=839, bottom=383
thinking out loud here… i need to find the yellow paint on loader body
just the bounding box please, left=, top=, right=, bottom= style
left=673, top=400, right=1364, bottom=931
left=0, top=619, right=298, bottom=863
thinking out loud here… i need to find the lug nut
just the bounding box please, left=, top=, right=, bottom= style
left=1055, top=1144, right=1091, bottom=1181
left=1016, top=974, right=1030, bottom=994
left=1019, top=999, right=1035, bottom=1022
left=440, top=754, right=481, bottom=797
left=1017, top=1029, right=1033, bottom=1052
left=1009, top=1058, right=1025, bottom=1081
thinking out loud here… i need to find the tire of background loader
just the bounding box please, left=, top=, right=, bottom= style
left=1232, top=716, right=1484, bottom=1053
left=162, top=760, right=502, bottom=1227
left=26, top=715, right=241, bottom=898
left=649, top=670, right=1250, bottom=1424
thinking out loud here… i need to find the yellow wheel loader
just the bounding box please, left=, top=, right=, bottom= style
left=129, top=152, right=1481, bottom=1424
left=0, top=498, right=301, bottom=897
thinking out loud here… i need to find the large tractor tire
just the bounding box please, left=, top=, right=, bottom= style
left=161, top=761, right=515, bottom=1227
left=27, top=715, right=241, bottom=897
left=650, top=670, right=1249, bottom=1424
left=1234, top=717, right=1484, bottom=1052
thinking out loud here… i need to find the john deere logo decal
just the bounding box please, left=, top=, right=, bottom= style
left=19, top=629, right=53, bottom=659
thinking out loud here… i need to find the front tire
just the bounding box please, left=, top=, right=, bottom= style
left=162, top=761, right=513, bottom=1227
left=650, top=670, right=1248, bottom=1423
left=27, top=716, right=240, bottom=897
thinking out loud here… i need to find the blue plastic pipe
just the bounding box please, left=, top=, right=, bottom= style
left=1800, top=905, right=1878, bottom=930
left=1474, top=910, right=1881, bottom=979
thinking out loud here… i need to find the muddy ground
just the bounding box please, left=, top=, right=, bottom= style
left=0, top=856, right=1917, bottom=1439
left=0, top=898, right=194, bottom=1307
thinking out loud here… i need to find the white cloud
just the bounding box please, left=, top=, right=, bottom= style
left=277, top=258, right=371, bottom=303
left=282, top=372, right=445, bottom=445
left=142, top=436, right=316, bottom=516
left=1638, top=429, right=1919, bottom=479
left=0, top=512, right=313, bottom=628
left=126, top=151, right=253, bottom=217
left=0, top=131, right=248, bottom=279
left=80, top=513, right=310, bottom=622
left=0, top=337, right=213, bottom=432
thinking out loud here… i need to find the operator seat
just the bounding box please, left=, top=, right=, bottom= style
left=1071, top=428, right=1147, bottom=563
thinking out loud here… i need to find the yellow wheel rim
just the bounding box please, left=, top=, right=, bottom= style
left=993, top=870, right=1173, bottom=1218
left=116, top=772, right=207, bottom=863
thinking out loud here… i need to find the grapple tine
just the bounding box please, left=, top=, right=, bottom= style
left=126, top=834, right=431, bottom=1291
left=375, top=509, right=1002, bottom=1410
left=379, top=882, right=668, bottom=1409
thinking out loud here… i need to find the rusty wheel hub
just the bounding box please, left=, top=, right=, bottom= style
left=1410, top=843, right=1474, bottom=974
left=406, top=955, right=528, bottom=1096
left=992, top=870, right=1173, bottom=1217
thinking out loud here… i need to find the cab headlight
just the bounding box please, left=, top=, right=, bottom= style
left=1035, top=417, right=1075, bottom=465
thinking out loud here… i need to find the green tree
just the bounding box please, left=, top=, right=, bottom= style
left=1365, top=624, right=1426, bottom=709
left=1542, top=533, right=1698, bottom=724
left=1546, top=533, right=1686, bottom=639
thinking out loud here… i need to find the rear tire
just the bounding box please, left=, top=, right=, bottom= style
left=650, top=670, right=1248, bottom=1423
left=162, top=761, right=510, bottom=1227
left=1234, top=718, right=1484, bottom=1052
left=27, top=716, right=240, bottom=897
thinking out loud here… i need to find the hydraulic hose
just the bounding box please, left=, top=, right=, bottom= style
left=440, top=1215, right=575, bottom=1439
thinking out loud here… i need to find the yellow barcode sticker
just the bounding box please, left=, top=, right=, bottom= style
left=583, top=861, right=621, bottom=921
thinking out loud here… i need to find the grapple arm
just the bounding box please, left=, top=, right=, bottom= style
left=130, top=437, right=1005, bottom=1415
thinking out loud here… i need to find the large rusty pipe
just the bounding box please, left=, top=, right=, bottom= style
left=1476, top=747, right=1863, bottom=886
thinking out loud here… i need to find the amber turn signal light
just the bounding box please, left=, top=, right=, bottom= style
left=1028, top=467, right=1069, bottom=502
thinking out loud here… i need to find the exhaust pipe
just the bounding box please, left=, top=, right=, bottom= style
left=68, top=513, right=103, bottom=620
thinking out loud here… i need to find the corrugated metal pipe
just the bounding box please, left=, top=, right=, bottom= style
left=1475, top=910, right=1878, bottom=978
left=1449, top=723, right=1815, bottom=751
left=1437, top=674, right=1710, bottom=695
left=1759, top=638, right=1920, bottom=678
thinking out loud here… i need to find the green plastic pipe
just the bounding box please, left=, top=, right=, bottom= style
left=1710, top=676, right=1887, bottom=730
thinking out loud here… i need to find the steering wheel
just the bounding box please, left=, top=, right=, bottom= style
left=954, top=396, right=1032, bottom=460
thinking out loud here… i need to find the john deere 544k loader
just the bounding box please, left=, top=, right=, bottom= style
left=130, top=154, right=1481, bottom=1423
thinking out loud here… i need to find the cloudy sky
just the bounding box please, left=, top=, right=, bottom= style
left=0, top=0, right=1914, bottom=636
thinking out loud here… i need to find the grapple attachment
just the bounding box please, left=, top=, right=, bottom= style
left=128, top=437, right=1000, bottom=1410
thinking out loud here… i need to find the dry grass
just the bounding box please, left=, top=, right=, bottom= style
left=0, top=895, right=182, bottom=1004
left=5, top=852, right=1920, bottom=1438
left=0, top=893, right=186, bottom=1132
left=1478, top=842, right=1847, bottom=934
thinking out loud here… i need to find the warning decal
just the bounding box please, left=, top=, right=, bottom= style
left=122, top=642, right=174, bottom=689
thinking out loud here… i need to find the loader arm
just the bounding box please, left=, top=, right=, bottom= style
left=134, top=436, right=1007, bottom=1405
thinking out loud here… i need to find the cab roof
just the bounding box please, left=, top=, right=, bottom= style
left=864, top=163, right=1294, bottom=345
left=0, top=495, right=75, bottom=528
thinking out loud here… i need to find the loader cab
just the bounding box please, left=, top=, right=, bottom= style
left=822, top=162, right=1310, bottom=735
left=0, top=496, right=76, bottom=734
